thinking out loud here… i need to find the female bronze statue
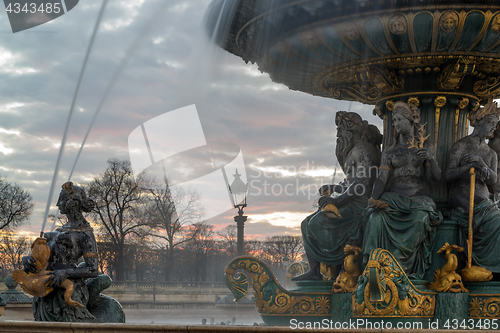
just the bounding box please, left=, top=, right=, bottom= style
left=363, top=101, right=442, bottom=279
left=22, top=182, right=101, bottom=322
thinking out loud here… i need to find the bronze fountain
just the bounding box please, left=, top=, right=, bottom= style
left=206, top=0, right=500, bottom=327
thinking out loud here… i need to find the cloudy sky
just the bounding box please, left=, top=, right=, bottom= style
left=0, top=0, right=380, bottom=239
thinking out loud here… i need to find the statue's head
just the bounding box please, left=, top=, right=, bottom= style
left=57, top=182, right=94, bottom=217
left=392, top=101, right=427, bottom=146
left=439, top=12, right=459, bottom=33
left=335, top=111, right=382, bottom=168
left=393, top=101, right=420, bottom=126
left=335, top=112, right=366, bottom=167
left=470, top=102, right=500, bottom=139
left=335, top=111, right=366, bottom=134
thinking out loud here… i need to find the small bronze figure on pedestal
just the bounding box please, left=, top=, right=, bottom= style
left=16, top=182, right=124, bottom=322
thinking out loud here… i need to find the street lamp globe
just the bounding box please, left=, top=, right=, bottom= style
left=229, top=169, right=247, bottom=209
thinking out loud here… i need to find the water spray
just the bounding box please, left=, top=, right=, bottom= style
left=40, top=0, right=109, bottom=237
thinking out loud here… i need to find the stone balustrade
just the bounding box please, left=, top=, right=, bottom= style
left=0, top=280, right=254, bottom=308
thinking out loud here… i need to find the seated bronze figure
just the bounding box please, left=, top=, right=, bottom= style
left=362, top=101, right=442, bottom=279
left=293, top=111, right=382, bottom=281
left=19, top=182, right=124, bottom=322
left=447, top=102, right=500, bottom=278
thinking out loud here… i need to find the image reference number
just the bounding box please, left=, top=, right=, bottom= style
left=6, top=3, right=62, bottom=14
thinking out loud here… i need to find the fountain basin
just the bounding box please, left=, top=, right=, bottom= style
left=206, top=0, right=500, bottom=104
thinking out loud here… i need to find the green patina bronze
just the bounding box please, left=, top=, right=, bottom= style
left=449, top=200, right=500, bottom=272
left=20, top=183, right=124, bottom=323
left=224, top=256, right=332, bottom=326
left=363, top=193, right=442, bottom=279
left=301, top=197, right=366, bottom=267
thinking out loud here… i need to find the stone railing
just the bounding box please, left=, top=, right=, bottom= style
left=0, top=281, right=230, bottom=295
left=0, top=280, right=255, bottom=309
left=99, top=281, right=253, bottom=305
left=108, top=281, right=228, bottom=291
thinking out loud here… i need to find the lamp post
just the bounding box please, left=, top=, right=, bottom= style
left=152, top=266, right=157, bottom=302
left=229, top=169, right=248, bottom=257
left=283, top=255, right=290, bottom=271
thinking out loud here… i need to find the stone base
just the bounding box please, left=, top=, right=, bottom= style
left=260, top=276, right=500, bottom=329
left=434, top=292, right=469, bottom=329
left=293, top=280, right=333, bottom=292
left=331, top=292, right=353, bottom=323
left=466, top=281, right=500, bottom=324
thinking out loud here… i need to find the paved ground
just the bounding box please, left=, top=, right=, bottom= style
left=125, top=307, right=262, bottom=325
left=0, top=306, right=263, bottom=325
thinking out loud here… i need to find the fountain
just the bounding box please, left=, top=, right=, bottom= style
left=206, top=0, right=500, bottom=327
left=0, top=274, right=32, bottom=308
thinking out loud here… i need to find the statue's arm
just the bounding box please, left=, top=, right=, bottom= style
left=327, top=145, right=378, bottom=207
left=422, top=141, right=441, bottom=181
left=22, top=255, right=37, bottom=274
left=370, top=148, right=391, bottom=200
left=483, top=151, right=498, bottom=191
left=22, top=233, right=56, bottom=274
left=55, top=257, right=99, bottom=282
left=319, top=183, right=346, bottom=196
left=445, top=143, right=472, bottom=181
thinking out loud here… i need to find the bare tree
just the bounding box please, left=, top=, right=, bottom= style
left=184, top=223, right=215, bottom=281
left=142, top=178, right=204, bottom=281
left=262, top=236, right=304, bottom=267
left=0, top=232, right=31, bottom=272
left=86, top=159, right=150, bottom=281
left=217, top=225, right=237, bottom=257
left=128, top=238, right=157, bottom=282
left=0, top=178, right=34, bottom=230
left=96, top=240, right=114, bottom=277
left=246, top=239, right=265, bottom=257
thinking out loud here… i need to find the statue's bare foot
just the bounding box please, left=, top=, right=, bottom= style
left=291, top=270, right=322, bottom=281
